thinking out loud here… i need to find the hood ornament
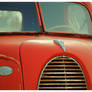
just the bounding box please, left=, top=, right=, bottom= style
left=54, top=40, right=65, bottom=52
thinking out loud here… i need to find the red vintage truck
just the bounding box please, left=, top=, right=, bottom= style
left=0, top=2, right=92, bottom=90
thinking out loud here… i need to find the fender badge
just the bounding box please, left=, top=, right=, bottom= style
left=54, top=40, right=65, bottom=52
left=0, top=66, right=13, bottom=76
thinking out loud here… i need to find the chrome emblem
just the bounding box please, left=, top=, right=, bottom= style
left=0, top=66, right=13, bottom=76
left=54, top=40, right=65, bottom=52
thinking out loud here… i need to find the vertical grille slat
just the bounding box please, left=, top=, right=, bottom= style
left=38, top=56, right=87, bottom=90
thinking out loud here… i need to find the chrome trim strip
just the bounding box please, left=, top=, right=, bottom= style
left=54, top=40, right=65, bottom=52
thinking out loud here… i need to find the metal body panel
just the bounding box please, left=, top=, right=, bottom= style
left=0, top=35, right=92, bottom=89
left=0, top=2, right=92, bottom=90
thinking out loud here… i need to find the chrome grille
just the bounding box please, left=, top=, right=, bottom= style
left=38, top=56, right=87, bottom=90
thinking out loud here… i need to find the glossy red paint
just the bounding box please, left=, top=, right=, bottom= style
left=36, top=2, right=45, bottom=31
left=35, top=3, right=42, bottom=27
left=20, top=40, right=64, bottom=89
left=0, top=55, right=21, bottom=90
left=0, top=35, right=92, bottom=89
left=20, top=39, right=92, bottom=89
left=0, top=2, right=92, bottom=90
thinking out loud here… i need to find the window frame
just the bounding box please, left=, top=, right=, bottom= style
left=38, top=2, right=92, bottom=34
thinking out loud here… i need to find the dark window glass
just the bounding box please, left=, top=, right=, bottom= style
left=0, top=2, right=40, bottom=32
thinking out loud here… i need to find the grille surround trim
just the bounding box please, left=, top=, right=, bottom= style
left=37, top=56, right=88, bottom=90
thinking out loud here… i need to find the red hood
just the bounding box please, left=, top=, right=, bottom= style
left=0, top=35, right=92, bottom=89
left=20, top=38, right=92, bottom=89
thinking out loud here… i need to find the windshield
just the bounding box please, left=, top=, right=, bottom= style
left=0, top=2, right=40, bottom=32
left=40, top=2, right=92, bottom=35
